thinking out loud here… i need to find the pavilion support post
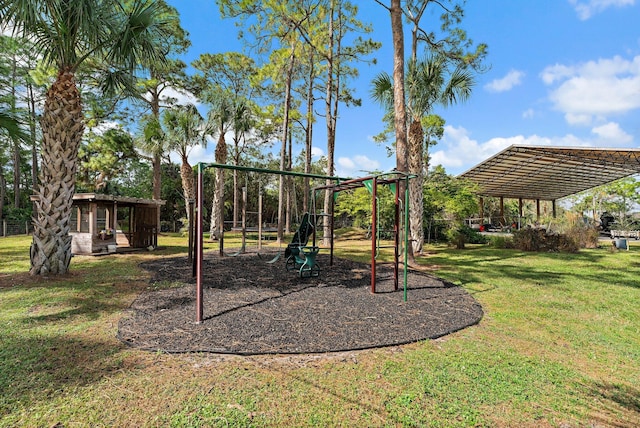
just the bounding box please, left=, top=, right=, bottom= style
left=479, top=197, right=484, bottom=222
left=518, top=198, right=523, bottom=229
left=536, top=199, right=541, bottom=222
left=518, top=198, right=523, bottom=217
left=552, top=200, right=557, bottom=218
left=196, top=164, right=204, bottom=324
left=500, top=197, right=505, bottom=227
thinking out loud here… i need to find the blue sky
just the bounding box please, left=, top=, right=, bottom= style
left=166, top=0, right=640, bottom=178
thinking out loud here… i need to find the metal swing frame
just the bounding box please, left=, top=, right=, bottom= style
left=193, top=162, right=346, bottom=323
left=193, top=163, right=414, bottom=324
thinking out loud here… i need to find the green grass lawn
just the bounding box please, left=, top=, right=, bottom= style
left=1, top=233, right=638, bottom=427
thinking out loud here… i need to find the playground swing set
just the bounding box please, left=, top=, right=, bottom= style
left=192, top=162, right=414, bottom=323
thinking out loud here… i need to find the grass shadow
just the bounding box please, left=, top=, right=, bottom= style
left=587, top=381, right=640, bottom=424
left=0, top=333, right=127, bottom=417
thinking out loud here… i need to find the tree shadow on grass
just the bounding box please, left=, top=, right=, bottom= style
left=0, top=333, right=126, bottom=418
left=587, top=381, right=640, bottom=425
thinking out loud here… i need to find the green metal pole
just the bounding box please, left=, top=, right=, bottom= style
left=404, top=179, right=409, bottom=302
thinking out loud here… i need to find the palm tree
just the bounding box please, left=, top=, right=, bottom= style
left=229, top=98, right=255, bottom=228
left=0, top=0, right=172, bottom=275
left=372, top=54, right=474, bottom=254
left=162, top=104, right=207, bottom=224
left=204, top=89, right=233, bottom=240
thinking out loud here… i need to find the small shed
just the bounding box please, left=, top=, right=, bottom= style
left=67, top=193, right=165, bottom=255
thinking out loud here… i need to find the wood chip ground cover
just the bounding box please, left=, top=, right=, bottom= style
left=117, top=253, right=484, bottom=354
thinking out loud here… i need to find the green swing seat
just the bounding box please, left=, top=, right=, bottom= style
left=284, top=213, right=320, bottom=278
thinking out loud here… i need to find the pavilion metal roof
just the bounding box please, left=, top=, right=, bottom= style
left=458, top=145, right=640, bottom=201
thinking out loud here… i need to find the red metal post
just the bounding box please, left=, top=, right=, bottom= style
left=196, top=163, right=204, bottom=324
left=394, top=178, right=400, bottom=291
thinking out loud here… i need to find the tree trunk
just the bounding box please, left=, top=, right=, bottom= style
left=210, top=133, right=227, bottom=240
left=390, top=0, right=414, bottom=263
left=28, top=82, right=38, bottom=190
left=286, top=127, right=293, bottom=233
left=323, top=0, right=336, bottom=247
left=13, top=137, right=21, bottom=208
left=0, top=173, right=5, bottom=227
left=303, top=56, right=314, bottom=214
left=150, top=84, right=162, bottom=231
left=391, top=0, right=408, bottom=175
left=180, top=153, right=195, bottom=224
left=30, top=70, right=84, bottom=275
left=152, top=154, right=162, bottom=200
left=277, top=48, right=295, bottom=243
left=408, top=119, right=424, bottom=254
left=10, top=49, right=20, bottom=209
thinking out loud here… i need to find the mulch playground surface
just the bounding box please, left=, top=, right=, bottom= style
left=117, top=252, right=483, bottom=355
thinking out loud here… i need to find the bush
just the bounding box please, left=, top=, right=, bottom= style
left=511, top=228, right=579, bottom=253
left=490, top=235, right=513, bottom=249
left=446, top=225, right=488, bottom=249
left=566, top=225, right=600, bottom=249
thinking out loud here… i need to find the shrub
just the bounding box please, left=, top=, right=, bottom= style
left=463, top=226, right=489, bottom=244
left=490, top=235, right=513, bottom=249
left=446, top=225, right=488, bottom=249
left=511, top=228, right=579, bottom=253
left=565, top=225, right=600, bottom=249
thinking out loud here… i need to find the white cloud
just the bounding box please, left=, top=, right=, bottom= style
left=541, top=55, right=640, bottom=125
left=144, top=86, right=200, bottom=107
left=336, top=155, right=382, bottom=177
left=591, top=121, right=633, bottom=143
left=522, top=108, right=535, bottom=119
left=338, top=157, right=355, bottom=170
left=484, top=70, right=525, bottom=93
left=568, top=0, right=635, bottom=20
left=311, top=146, right=325, bottom=158
left=185, top=144, right=216, bottom=165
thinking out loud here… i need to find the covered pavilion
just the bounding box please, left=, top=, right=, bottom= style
left=458, top=145, right=640, bottom=225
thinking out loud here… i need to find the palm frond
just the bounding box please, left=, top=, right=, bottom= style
left=370, top=72, right=394, bottom=110
left=0, top=111, right=30, bottom=143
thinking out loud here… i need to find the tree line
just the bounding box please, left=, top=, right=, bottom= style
left=0, top=0, right=489, bottom=275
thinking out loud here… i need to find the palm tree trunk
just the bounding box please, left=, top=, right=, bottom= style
left=30, top=70, right=84, bottom=275
left=210, top=134, right=227, bottom=240
left=180, top=154, right=195, bottom=224
left=408, top=119, right=424, bottom=254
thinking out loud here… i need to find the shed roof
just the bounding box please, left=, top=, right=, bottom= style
left=71, top=193, right=165, bottom=206
left=458, top=145, right=640, bottom=201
